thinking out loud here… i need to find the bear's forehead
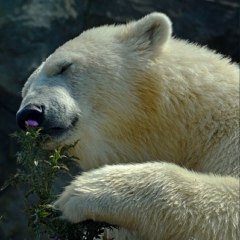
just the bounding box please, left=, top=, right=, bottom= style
left=81, top=24, right=123, bottom=39
left=50, top=26, right=125, bottom=62
left=60, top=24, right=124, bottom=50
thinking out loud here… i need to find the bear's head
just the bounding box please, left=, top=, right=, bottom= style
left=16, top=13, right=172, bottom=169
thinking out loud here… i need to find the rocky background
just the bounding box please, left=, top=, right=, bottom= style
left=0, top=0, right=239, bottom=239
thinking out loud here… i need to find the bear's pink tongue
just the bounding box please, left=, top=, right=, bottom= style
left=26, top=120, right=39, bottom=127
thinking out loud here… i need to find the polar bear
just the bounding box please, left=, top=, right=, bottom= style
left=16, top=13, right=239, bottom=240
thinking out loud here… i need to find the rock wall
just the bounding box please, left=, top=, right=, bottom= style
left=0, top=0, right=239, bottom=239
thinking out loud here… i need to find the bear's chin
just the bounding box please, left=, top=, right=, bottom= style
left=41, top=127, right=69, bottom=137
left=42, top=131, right=71, bottom=150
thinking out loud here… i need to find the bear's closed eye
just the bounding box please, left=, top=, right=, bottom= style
left=58, top=62, right=73, bottom=75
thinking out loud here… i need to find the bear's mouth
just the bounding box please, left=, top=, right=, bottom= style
left=40, top=117, right=79, bottom=138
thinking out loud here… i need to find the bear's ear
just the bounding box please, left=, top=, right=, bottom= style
left=119, top=12, right=172, bottom=54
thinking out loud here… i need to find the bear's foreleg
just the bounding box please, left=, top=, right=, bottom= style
left=54, top=162, right=239, bottom=240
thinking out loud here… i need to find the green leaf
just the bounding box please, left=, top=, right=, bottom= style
left=38, top=211, right=50, bottom=219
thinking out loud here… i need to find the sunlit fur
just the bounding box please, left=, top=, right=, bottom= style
left=20, top=13, right=239, bottom=240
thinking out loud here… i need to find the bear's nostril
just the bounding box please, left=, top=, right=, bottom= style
left=16, top=104, right=44, bottom=130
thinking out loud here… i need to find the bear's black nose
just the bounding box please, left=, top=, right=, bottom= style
left=16, top=104, right=44, bottom=130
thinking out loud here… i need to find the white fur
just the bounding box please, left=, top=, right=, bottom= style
left=20, top=13, right=239, bottom=239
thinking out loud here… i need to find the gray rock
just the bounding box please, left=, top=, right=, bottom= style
left=0, top=0, right=88, bottom=95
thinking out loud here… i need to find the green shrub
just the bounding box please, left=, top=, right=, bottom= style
left=2, top=127, right=116, bottom=240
